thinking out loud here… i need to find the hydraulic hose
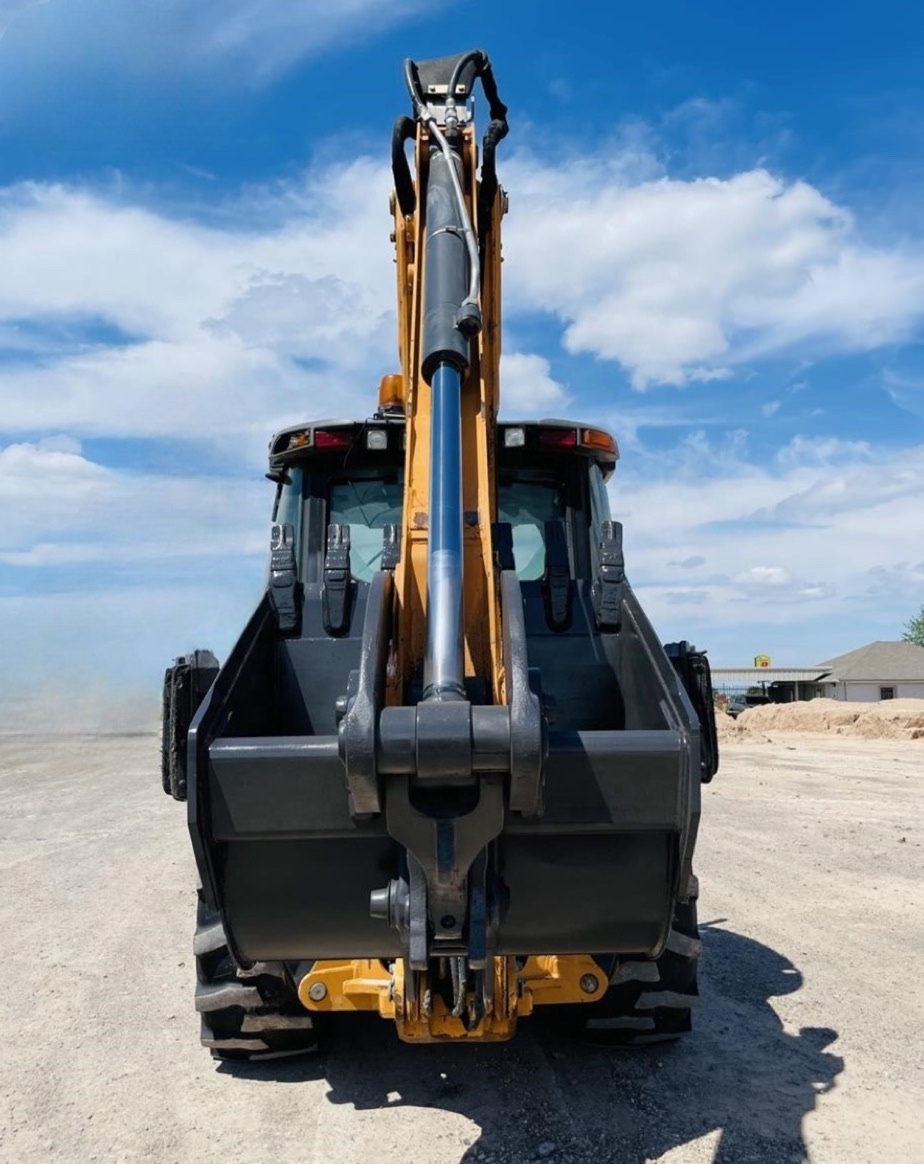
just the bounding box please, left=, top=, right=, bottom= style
left=403, top=57, right=481, bottom=327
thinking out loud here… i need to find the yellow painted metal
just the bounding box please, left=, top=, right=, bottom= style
left=389, top=122, right=507, bottom=705
left=298, top=954, right=607, bottom=1043
left=515, top=954, right=607, bottom=1014
left=296, top=959, right=396, bottom=1020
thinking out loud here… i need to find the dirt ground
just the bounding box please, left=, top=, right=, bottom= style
left=1, top=732, right=922, bottom=1164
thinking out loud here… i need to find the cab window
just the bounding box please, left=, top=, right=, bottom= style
left=497, top=472, right=566, bottom=581
left=329, top=473, right=403, bottom=582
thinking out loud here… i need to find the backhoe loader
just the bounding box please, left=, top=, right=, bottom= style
left=161, top=50, right=718, bottom=1057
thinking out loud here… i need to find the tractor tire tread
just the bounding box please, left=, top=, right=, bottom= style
left=193, top=890, right=317, bottom=1061
left=574, top=894, right=702, bottom=1047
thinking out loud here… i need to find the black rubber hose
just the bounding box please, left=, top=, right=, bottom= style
left=448, top=51, right=509, bottom=127
left=403, top=57, right=426, bottom=117
left=475, top=57, right=509, bottom=126
left=478, top=117, right=509, bottom=240
left=448, top=49, right=485, bottom=100
left=391, top=115, right=417, bottom=218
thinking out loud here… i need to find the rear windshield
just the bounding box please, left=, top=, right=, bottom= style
left=326, top=470, right=568, bottom=582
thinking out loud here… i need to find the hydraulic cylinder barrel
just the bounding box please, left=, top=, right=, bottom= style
left=421, top=147, right=472, bottom=383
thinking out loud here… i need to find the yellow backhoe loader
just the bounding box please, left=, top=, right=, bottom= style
left=161, top=50, right=718, bottom=1057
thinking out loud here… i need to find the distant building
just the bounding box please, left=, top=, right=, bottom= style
left=711, top=640, right=924, bottom=704
left=816, top=641, right=924, bottom=702
left=710, top=667, right=827, bottom=703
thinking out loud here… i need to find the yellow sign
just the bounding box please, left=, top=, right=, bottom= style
left=754, top=655, right=771, bottom=668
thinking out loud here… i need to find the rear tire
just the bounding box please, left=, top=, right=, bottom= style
left=161, top=650, right=219, bottom=801
left=571, top=894, right=701, bottom=1046
left=194, top=890, right=318, bottom=1061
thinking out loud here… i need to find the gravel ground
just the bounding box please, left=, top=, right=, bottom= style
left=1, top=732, right=921, bottom=1164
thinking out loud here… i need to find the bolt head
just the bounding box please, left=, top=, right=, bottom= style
left=579, top=973, right=599, bottom=995
left=308, top=981, right=328, bottom=1002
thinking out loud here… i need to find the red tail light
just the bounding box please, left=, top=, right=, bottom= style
left=314, top=428, right=354, bottom=450
left=538, top=426, right=578, bottom=449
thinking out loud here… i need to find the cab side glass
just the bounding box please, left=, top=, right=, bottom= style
left=274, top=466, right=305, bottom=578
left=497, top=474, right=565, bottom=580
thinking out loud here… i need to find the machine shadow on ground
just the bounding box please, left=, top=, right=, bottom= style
left=219, top=927, right=843, bottom=1163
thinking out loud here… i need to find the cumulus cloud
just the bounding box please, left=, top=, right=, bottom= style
left=499, top=352, right=570, bottom=415
left=0, top=439, right=269, bottom=566
left=3, top=140, right=924, bottom=693
left=4, top=151, right=924, bottom=452
left=732, top=565, right=833, bottom=602
left=0, top=163, right=397, bottom=449
left=504, top=158, right=924, bottom=388
left=612, top=434, right=924, bottom=635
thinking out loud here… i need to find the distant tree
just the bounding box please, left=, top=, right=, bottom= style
left=902, top=607, right=924, bottom=647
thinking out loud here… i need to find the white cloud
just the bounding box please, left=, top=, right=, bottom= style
left=0, top=163, right=396, bottom=334
left=504, top=158, right=924, bottom=388
left=0, top=435, right=279, bottom=717
left=0, top=164, right=397, bottom=449
left=0, top=0, right=431, bottom=84
left=499, top=352, right=570, bottom=415
left=732, top=565, right=833, bottom=602
left=613, top=434, right=924, bottom=639
left=3, top=143, right=924, bottom=689
left=0, top=439, right=270, bottom=565
left=773, top=434, right=873, bottom=468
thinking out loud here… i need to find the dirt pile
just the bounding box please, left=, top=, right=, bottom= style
left=716, top=712, right=771, bottom=743
left=725, top=698, right=924, bottom=741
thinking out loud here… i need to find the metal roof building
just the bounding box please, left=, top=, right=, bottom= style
left=712, top=667, right=829, bottom=686
left=816, top=641, right=924, bottom=702
left=712, top=641, right=924, bottom=703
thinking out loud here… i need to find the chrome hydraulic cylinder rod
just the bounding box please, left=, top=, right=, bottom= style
left=423, top=361, right=466, bottom=700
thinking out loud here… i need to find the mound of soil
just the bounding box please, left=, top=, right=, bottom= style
left=723, top=698, right=924, bottom=741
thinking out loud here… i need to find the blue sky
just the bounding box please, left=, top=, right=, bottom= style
left=2, top=0, right=923, bottom=723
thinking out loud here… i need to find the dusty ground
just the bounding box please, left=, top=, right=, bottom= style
left=1, top=732, right=922, bottom=1164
